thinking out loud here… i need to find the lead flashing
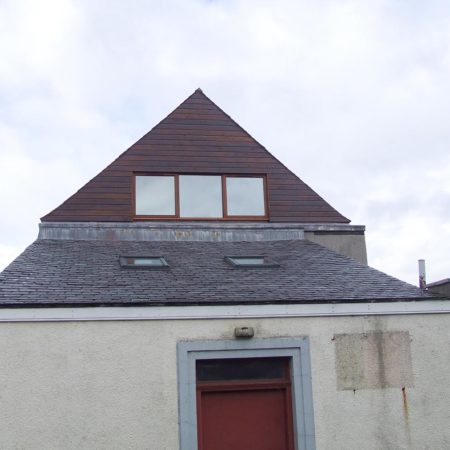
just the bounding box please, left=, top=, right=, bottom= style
left=38, top=222, right=365, bottom=242
left=38, top=221, right=305, bottom=242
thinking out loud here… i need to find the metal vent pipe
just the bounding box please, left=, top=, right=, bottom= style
left=418, top=259, right=426, bottom=289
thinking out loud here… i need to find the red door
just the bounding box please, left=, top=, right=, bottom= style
left=196, top=358, right=295, bottom=450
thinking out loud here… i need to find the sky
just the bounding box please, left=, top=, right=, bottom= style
left=0, top=0, right=449, bottom=286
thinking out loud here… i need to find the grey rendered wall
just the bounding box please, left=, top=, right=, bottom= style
left=429, top=282, right=450, bottom=298
left=304, top=231, right=368, bottom=264
left=0, top=313, right=449, bottom=449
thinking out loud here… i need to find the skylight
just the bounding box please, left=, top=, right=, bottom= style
left=119, top=256, right=169, bottom=269
left=225, top=256, right=280, bottom=268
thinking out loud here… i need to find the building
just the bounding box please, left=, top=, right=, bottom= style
left=0, top=89, right=449, bottom=450
left=427, top=278, right=450, bottom=298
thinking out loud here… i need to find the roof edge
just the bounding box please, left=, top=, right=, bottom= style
left=427, top=278, right=450, bottom=288
left=0, top=299, right=447, bottom=317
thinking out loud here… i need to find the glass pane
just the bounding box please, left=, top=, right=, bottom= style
left=196, top=358, right=287, bottom=382
left=226, top=177, right=265, bottom=216
left=179, top=175, right=222, bottom=218
left=124, top=257, right=167, bottom=267
left=229, top=257, right=265, bottom=265
left=135, top=176, right=175, bottom=216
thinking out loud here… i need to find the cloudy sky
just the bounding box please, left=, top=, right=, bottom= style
left=1, top=0, right=449, bottom=286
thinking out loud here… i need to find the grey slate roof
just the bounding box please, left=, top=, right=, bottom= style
left=0, top=239, right=437, bottom=306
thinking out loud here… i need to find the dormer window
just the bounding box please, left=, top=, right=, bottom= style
left=134, top=174, right=267, bottom=220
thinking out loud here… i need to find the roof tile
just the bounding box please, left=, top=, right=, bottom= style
left=0, top=239, right=436, bottom=306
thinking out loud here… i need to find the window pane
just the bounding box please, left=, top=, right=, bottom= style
left=196, top=358, right=287, bottom=381
left=135, top=176, right=175, bottom=215
left=179, top=175, right=222, bottom=218
left=225, top=256, right=280, bottom=268
left=226, top=177, right=265, bottom=216
left=120, top=257, right=168, bottom=268
left=229, top=257, right=265, bottom=265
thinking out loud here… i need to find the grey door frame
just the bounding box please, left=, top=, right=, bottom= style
left=177, top=337, right=316, bottom=450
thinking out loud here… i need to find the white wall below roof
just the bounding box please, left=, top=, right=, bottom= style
left=0, top=313, right=449, bottom=450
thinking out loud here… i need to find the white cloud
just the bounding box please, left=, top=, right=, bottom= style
left=0, top=244, right=25, bottom=272
left=0, top=0, right=449, bottom=285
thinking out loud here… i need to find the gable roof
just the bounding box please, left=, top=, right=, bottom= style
left=41, top=89, right=349, bottom=223
left=0, top=238, right=434, bottom=307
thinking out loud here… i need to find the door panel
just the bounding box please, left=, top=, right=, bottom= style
left=199, top=388, right=291, bottom=450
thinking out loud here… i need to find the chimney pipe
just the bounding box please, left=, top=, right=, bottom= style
left=418, top=259, right=426, bottom=289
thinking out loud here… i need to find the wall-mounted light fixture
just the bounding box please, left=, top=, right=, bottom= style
left=234, top=326, right=255, bottom=338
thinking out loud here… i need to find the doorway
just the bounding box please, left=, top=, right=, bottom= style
left=196, top=357, right=295, bottom=450
left=177, top=338, right=316, bottom=450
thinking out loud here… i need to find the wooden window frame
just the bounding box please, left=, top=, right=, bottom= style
left=133, top=173, right=269, bottom=221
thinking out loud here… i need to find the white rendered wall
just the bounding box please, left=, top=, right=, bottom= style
left=0, top=313, right=449, bottom=450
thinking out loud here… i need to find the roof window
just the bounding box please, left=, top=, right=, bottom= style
left=120, top=256, right=169, bottom=269
left=225, top=256, right=280, bottom=268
